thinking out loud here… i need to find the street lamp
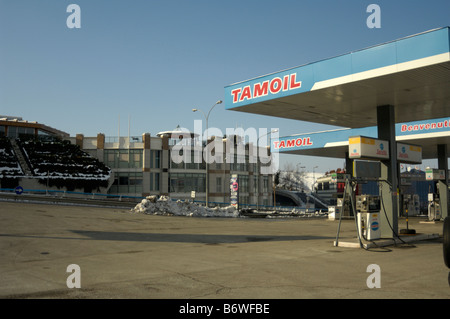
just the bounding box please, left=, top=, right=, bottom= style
left=192, top=100, right=222, bottom=208
left=312, top=165, right=319, bottom=189
left=296, top=164, right=306, bottom=191
left=257, top=129, right=278, bottom=212
left=312, top=165, right=319, bottom=211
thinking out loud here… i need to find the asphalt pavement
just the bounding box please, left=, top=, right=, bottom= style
left=0, top=200, right=448, bottom=301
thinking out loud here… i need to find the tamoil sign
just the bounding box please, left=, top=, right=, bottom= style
left=225, top=71, right=305, bottom=108
left=229, top=73, right=302, bottom=104
left=273, top=136, right=313, bottom=150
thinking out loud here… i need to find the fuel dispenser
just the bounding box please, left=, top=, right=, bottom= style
left=356, top=195, right=381, bottom=240
left=335, top=136, right=425, bottom=248
left=426, top=168, right=445, bottom=221
left=402, top=194, right=420, bottom=217
left=428, top=191, right=442, bottom=221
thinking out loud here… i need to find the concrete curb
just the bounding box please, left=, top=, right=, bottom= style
left=334, top=233, right=440, bottom=249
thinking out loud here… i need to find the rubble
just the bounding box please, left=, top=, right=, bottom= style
left=131, top=195, right=328, bottom=219
left=131, top=196, right=240, bottom=218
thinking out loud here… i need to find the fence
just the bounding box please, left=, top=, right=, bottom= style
left=0, top=187, right=317, bottom=213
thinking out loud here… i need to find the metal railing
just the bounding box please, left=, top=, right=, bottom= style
left=0, top=187, right=326, bottom=215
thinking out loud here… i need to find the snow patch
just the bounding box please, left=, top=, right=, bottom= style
left=131, top=196, right=240, bottom=218
left=131, top=196, right=328, bottom=219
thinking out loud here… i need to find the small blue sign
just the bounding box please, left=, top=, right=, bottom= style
left=15, top=186, right=24, bottom=195
left=371, top=222, right=379, bottom=231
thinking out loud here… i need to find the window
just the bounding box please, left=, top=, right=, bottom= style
left=38, top=129, right=51, bottom=136
left=185, top=150, right=197, bottom=169
left=129, top=175, right=143, bottom=186
left=263, top=176, right=269, bottom=192
left=239, top=195, right=249, bottom=205
left=109, top=172, right=143, bottom=194
left=7, top=126, right=17, bottom=138
left=151, top=150, right=161, bottom=169
left=239, top=175, right=249, bottom=193
left=150, top=172, right=160, bottom=191
left=104, top=149, right=143, bottom=169
left=170, top=150, right=204, bottom=170
left=170, top=149, right=184, bottom=169
left=230, top=154, right=247, bottom=171
left=216, top=177, right=222, bottom=193
left=18, top=127, right=34, bottom=138
left=169, top=173, right=205, bottom=193
left=119, top=176, right=128, bottom=186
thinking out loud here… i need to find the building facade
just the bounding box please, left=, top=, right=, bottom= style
left=0, top=116, right=69, bottom=138
left=69, top=130, right=274, bottom=207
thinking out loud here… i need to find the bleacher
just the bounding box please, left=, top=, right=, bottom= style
left=0, top=137, right=23, bottom=177
left=1, top=136, right=111, bottom=193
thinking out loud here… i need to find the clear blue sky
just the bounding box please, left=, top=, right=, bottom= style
left=1, top=0, right=449, bottom=172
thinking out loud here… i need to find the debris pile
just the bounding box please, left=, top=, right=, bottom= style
left=131, top=196, right=239, bottom=218
left=131, top=196, right=328, bottom=219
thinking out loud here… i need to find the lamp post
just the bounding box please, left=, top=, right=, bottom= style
left=312, top=165, right=318, bottom=211
left=192, top=100, right=222, bottom=208
left=296, top=163, right=305, bottom=191
left=257, top=129, right=278, bottom=212
left=312, top=166, right=318, bottom=189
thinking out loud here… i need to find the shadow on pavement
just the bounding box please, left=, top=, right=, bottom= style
left=70, top=230, right=334, bottom=244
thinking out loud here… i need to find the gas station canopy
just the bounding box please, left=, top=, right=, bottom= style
left=225, top=27, right=450, bottom=129
left=271, top=117, right=450, bottom=160
left=224, top=26, right=450, bottom=234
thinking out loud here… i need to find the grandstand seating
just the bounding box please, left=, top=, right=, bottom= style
left=0, top=136, right=111, bottom=193
left=0, top=137, right=23, bottom=177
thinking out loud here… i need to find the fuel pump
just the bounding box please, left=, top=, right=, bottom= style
left=426, top=168, right=445, bottom=221
left=402, top=194, right=420, bottom=217
left=428, top=189, right=441, bottom=221
left=356, top=195, right=381, bottom=240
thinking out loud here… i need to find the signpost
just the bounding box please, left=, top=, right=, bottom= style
left=230, top=174, right=239, bottom=209
left=15, top=186, right=23, bottom=195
